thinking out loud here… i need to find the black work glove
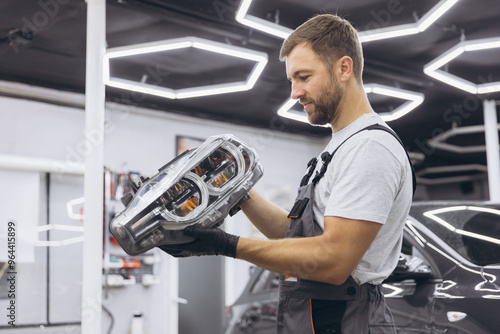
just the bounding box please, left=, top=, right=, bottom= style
left=159, top=224, right=239, bottom=258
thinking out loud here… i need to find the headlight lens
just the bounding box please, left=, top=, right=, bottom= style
left=160, top=179, right=200, bottom=217
left=159, top=172, right=209, bottom=221
left=192, top=144, right=244, bottom=195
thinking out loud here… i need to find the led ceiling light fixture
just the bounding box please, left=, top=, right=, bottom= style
left=416, top=164, right=488, bottom=185
left=277, top=98, right=329, bottom=128
left=236, top=0, right=460, bottom=42
left=427, top=124, right=500, bottom=154
left=104, top=36, right=268, bottom=99
left=277, top=83, right=423, bottom=125
left=364, top=84, right=424, bottom=121
left=424, top=36, right=500, bottom=94
left=236, top=0, right=292, bottom=39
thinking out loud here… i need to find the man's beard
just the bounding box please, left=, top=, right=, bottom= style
left=306, top=77, right=344, bottom=126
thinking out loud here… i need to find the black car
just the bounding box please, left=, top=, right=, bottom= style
left=224, top=202, right=500, bottom=334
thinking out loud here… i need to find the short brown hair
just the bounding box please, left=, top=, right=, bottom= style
left=279, top=14, right=364, bottom=83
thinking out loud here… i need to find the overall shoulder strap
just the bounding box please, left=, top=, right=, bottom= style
left=311, top=124, right=417, bottom=198
left=363, top=124, right=417, bottom=197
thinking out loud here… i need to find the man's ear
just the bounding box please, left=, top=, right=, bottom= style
left=337, top=56, right=353, bottom=83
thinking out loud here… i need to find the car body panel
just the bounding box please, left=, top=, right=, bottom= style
left=225, top=202, right=500, bottom=334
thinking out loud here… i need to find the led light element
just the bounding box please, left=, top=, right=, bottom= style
left=364, top=84, right=424, bottom=121
left=235, top=0, right=292, bottom=39
left=277, top=83, right=423, bottom=125
left=416, top=164, right=488, bottom=185
left=236, top=0, right=460, bottom=42
left=109, top=134, right=263, bottom=255
left=358, top=25, right=420, bottom=43
left=277, top=98, right=330, bottom=128
left=417, top=0, right=460, bottom=32
left=424, top=36, right=500, bottom=94
left=104, top=36, right=268, bottom=99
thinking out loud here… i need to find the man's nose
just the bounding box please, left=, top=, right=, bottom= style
left=290, top=82, right=305, bottom=100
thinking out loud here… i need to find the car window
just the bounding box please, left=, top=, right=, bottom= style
left=462, top=212, right=500, bottom=266
left=250, top=270, right=279, bottom=294
left=410, top=204, right=500, bottom=266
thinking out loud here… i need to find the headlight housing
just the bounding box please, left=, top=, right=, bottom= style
left=109, top=134, right=263, bottom=255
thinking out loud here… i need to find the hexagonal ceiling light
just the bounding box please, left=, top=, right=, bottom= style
left=427, top=123, right=500, bottom=153
left=236, top=0, right=460, bottom=42
left=424, top=36, right=500, bottom=94
left=277, top=83, right=424, bottom=125
left=104, top=36, right=268, bottom=99
left=416, top=164, right=488, bottom=185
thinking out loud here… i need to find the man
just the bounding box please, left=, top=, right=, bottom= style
left=162, top=14, right=414, bottom=334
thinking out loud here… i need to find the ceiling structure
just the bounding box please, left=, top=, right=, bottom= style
left=1, top=0, right=499, bottom=184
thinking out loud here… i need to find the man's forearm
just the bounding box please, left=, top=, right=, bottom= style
left=235, top=235, right=349, bottom=285
left=240, top=189, right=291, bottom=239
left=235, top=216, right=383, bottom=286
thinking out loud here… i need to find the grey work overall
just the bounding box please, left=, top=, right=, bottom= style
left=277, top=124, right=416, bottom=334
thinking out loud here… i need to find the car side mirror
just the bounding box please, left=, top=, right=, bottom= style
left=385, top=254, right=433, bottom=283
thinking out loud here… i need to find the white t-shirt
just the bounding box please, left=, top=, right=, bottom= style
left=312, top=112, right=413, bottom=285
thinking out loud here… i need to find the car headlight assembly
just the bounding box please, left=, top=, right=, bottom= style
left=109, top=134, right=263, bottom=255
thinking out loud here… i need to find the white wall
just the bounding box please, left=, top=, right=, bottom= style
left=0, top=94, right=326, bottom=332
left=0, top=95, right=323, bottom=180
